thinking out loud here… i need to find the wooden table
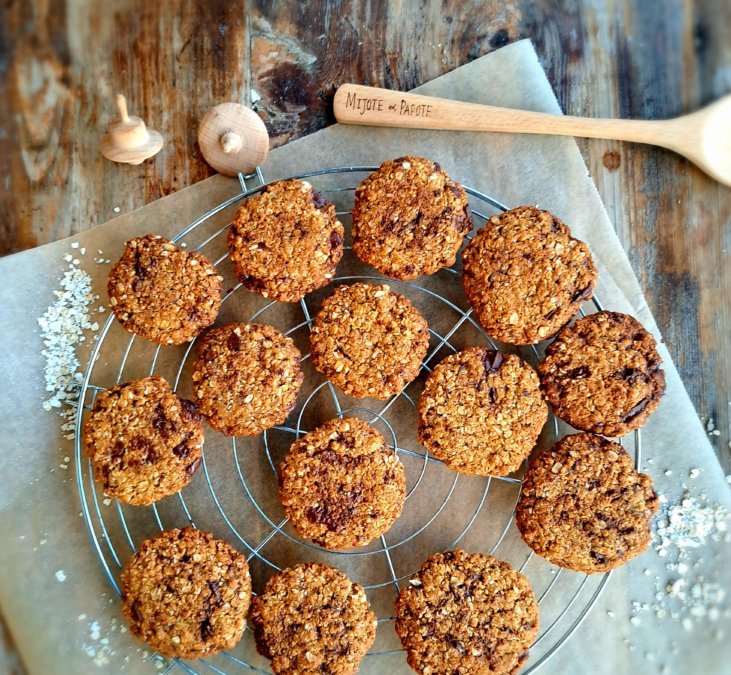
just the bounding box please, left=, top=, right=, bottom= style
left=1, top=0, right=729, bottom=671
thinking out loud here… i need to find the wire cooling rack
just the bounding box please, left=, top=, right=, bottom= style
left=75, top=166, right=641, bottom=674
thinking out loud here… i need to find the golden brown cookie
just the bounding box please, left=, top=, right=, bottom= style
left=120, top=527, right=251, bottom=659
left=395, top=550, right=539, bottom=675
left=310, top=282, right=429, bottom=399
left=418, top=348, right=547, bottom=476
left=352, top=156, right=472, bottom=279
left=108, top=235, right=222, bottom=345
left=227, top=179, right=344, bottom=302
left=192, top=322, right=304, bottom=436
left=279, top=417, right=406, bottom=549
left=462, top=207, right=597, bottom=345
left=538, top=311, right=666, bottom=436
left=516, top=433, right=659, bottom=573
left=250, top=562, right=377, bottom=675
left=83, top=376, right=203, bottom=506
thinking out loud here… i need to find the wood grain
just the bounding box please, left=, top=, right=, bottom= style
left=1, top=2, right=730, bottom=668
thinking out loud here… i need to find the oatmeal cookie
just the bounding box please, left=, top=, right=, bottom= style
left=516, top=433, right=659, bottom=573
left=83, top=376, right=203, bottom=506
left=279, top=417, right=406, bottom=549
left=418, top=348, right=547, bottom=476
left=352, top=156, right=472, bottom=279
left=120, top=527, right=251, bottom=659
left=538, top=311, right=666, bottom=436
left=250, top=562, right=377, bottom=675
left=395, top=549, right=539, bottom=675
left=192, top=322, right=304, bottom=436
left=227, top=179, right=344, bottom=302
left=108, top=235, right=222, bottom=345
left=310, top=282, right=429, bottom=399
left=462, top=207, right=597, bottom=344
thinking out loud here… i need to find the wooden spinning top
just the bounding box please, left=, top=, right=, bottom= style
left=197, top=102, right=269, bottom=176
left=100, top=95, right=164, bottom=165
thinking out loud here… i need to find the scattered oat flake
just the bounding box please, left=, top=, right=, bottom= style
left=38, top=256, right=101, bottom=439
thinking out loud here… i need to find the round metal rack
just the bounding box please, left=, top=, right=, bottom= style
left=75, top=166, right=640, bottom=674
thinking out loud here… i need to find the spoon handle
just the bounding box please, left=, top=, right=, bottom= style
left=334, top=84, right=674, bottom=147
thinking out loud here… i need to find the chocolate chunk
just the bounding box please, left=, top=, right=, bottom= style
left=330, top=230, right=343, bottom=249
left=311, top=189, right=328, bottom=209
left=151, top=404, right=177, bottom=438
left=567, top=365, right=591, bottom=380
left=571, top=284, right=593, bottom=303
left=172, top=440, right=191, bottom=459
left=623, top=397, right=650, bottom=422
left=186, top=457, right=202, bottom=477
left=226, top=331, right=241, bottom=352
left=133, top=249, right=147, bottom=280
left=481, top=349, right=504, bottom=375
left=199, top=617, right=214, bottom=641
left=179, top=399, right=201, bottom=423
left=589, top=550, right=607, bottom=564
left=111, top=441, right=126, bottom=462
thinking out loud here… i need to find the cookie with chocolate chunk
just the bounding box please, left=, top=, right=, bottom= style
left=228, top=179, right=344, bottom=302
left=462, top=206, right=597, bottom=345
left=279, top=417, right=406, bottom=549
left=352, top=156, right=472, bottom=280
left=84, top=376, right=203, bottom=506
left=538, top=311, right=665, bottom=436
left=250, top=562, right=377, bottom=675
left=395, top=549, right=539, bottom=675
left=516, top=433, right=658, bottom=573
left=418, top=348, right=547, bottom=476
left=120, top=527, right=251, bottom=659
left=310, top=282, right=430, bottom=399
left=192, top=322, right=303, bottom=436
left=108, top=235, right=222, bottom=345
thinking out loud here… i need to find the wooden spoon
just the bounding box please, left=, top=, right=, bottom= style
left=333, top=84, right=731, bottom=187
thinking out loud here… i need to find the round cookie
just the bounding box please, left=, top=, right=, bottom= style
left=83, top=376, right=204, bottom=506
left=516, top=433, right=659, bottom=573
left=250, top=562, right=377, bottom=675
left=120, top=527, right=251, bottom=659
left=227, top=179, right=344, bottom=302
left=279, top=417, right=406, bottom=549
left=352, top=156, right=472, bottom=279
left=192, top=322, right=303, bottom=436
left=395, top=549, right=539, bottom=675
left=310, top=282, right=429, bottom=399
left=538, top=311, right=666, bottom=436
left=108, top=234, right=222, bottom=345
left=462, top=206, right=598, bottom=345
left=418, top=348, right=547, bottom=476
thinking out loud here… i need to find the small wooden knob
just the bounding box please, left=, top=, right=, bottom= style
left=198, top=103, right=269, bottom=176
left=100, top=95, right=163, bottom=165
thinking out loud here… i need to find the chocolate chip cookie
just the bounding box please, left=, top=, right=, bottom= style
left=120, top=527, right=251, bottom=659
left=108, top=235, right=222, bottom=345
left=192, top=322, right=304, bottom=436
left=310, top=282, right=430, bottom=399
left=418, top=348, right=547, bottom=476
left=250, top=562, right=377, bottom=675
left=279, top=417, right=406, bottom=549
left=83, top=376, right=203, bottom=506
left=538, top=311, right=666, bottom=436
left=352, top=156, right=472, bottom=279
left=395, top=549, right=539, bottom=675
left=228, top=179, right=344, bottom=302
left=462, top=207, right=597, bottom=345
left=516, top=433, right=658, bottom=573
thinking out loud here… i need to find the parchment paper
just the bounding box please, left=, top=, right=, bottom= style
left=1, top=40, right=729, bottom=675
